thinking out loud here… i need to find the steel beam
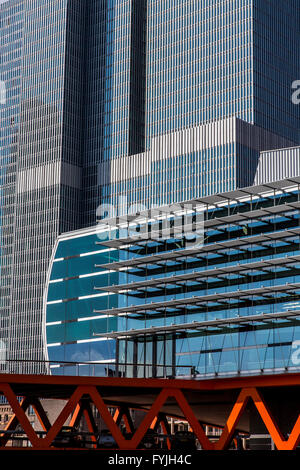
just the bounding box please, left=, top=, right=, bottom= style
left=0, top=373, right=300, bottom=450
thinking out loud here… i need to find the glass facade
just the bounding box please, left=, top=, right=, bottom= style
left=0, top=0, right=299, bottom=372
left=253, top=0, right=300, bottom=142
left=44, top=228, right=120, bottom=376
left=82, top=0, right=147, bottom=227
left=45, top=177, right=300, bottom=378
left=0, top=0, right=24, bottom=371
left=100, top=0, right=300, bottom=213
left=0, top=0, right=85, bottom=373
left=145, top=0, right=255, bottom=143
left=145, top=0, right=300, bottom=144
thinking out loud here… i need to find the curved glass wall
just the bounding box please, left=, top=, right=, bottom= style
left=45, top=178, right=300, bottom=378
left=44, top=228, right=120, bottom=376
left=96, top=178, right=300, bottom=378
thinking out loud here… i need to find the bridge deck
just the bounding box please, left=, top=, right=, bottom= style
left=0, top=372, right=299, bottom=450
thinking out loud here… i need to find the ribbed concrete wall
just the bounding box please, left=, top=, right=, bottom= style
left=99, top=117, right=295, bottom=185
left=254, top=146, right=300, bottom=185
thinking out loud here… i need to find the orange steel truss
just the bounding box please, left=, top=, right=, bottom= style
left=0, top=373, right=300, bottom=450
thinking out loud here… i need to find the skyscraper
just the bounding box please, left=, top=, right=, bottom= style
left=0, top=0, right=24, bottom=370
left=100, top=0, right=300, bottom=212
left=0, top=0, right=299, bottom=371
left=0, top=0, right=85, bottom=372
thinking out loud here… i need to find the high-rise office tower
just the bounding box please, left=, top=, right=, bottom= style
left=0, top=0, right=86, bottom=372
left=0, top=0, right=299, bottom=371
left=100, top=0, right=300, bottom=213
left=0, top=0, right=24, bottom=370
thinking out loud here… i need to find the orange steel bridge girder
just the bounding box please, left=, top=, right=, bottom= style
left=113, top=406, right=135, bottom=434
left=0, top=373, right=299, bottom=450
